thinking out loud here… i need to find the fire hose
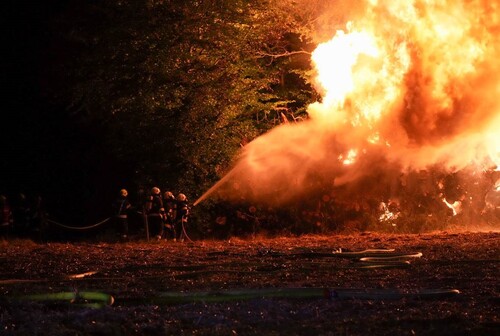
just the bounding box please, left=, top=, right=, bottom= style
left=47, top=217, right=111, bottom=230
left=152, top=287, right=460, bottom=303
left=295, top=250, right=422, bottom=259
left=180, top=215, right=193, bottom=243
left=254, top=248, right=422, bottom=270
left=19, top=291, right=114, bottom=309
left=14, top=287, right=460, bottom=307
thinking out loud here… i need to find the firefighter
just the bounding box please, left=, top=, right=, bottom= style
left=0, top=195, right=13, bottom=236
left=145, top=187, right=164, bottom=240
left=162, top=191, right=176, bottom=239
left=30, top=195, right=47, bottom=241
left=12, top=193, right=30, bottom=237
left=112, top=189, right=131, bottom=239
left=174, top=193, right=189, bottom=242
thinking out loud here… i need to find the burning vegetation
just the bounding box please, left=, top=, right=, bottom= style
left=196, top=0, right=500, bottom=234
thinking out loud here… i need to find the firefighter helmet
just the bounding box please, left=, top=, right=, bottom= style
left=177, top=193, right=187, bottom=202
left=151, top=187, right=161, bottom=195
left=120, top=189, right=128, bottom=197
left=164, top=191, right=174, bottom=200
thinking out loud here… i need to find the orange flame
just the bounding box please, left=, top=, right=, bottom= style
left=309, top=0, right=500, bottom=170
left=195, top=0, right=500, bottom=206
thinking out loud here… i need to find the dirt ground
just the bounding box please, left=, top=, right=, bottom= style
left=0, top=231, right=498, bottom=335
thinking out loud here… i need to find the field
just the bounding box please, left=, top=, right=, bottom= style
left=0, top=231, right=498, bottom=335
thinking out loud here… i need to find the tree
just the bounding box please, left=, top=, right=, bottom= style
left=41, top=0, right=319, bottom=204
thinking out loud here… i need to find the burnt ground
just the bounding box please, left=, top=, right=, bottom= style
left=0, top=231, right=498, bottom=335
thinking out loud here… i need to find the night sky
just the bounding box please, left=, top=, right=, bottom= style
left=3, top=2, right=52, bottom=191
left=2, top=1, right=123, bottom=224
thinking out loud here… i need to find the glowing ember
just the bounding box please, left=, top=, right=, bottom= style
left=195, top=0, right=500, bottom=208
left=442, top=198, right=463, bottom=216
left=483, top=178, right=500, bottom=212
left=339, top=149, right=358, bottom=165
left=379, top=201, right=400, bottom=224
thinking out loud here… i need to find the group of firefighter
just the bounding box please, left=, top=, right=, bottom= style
left=113, top=187, right=190, bottom=241
left=0, top=193, right=45, bottom=239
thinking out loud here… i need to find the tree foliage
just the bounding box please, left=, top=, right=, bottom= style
left=42, top=0, right=318, bottom=202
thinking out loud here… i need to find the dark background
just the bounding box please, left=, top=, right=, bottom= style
left=1, top=0, right=314, bottom=228
left=2, top=1, right=126, bottom=224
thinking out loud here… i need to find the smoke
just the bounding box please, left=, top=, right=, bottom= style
left=195, top=0, right=500, bottom=207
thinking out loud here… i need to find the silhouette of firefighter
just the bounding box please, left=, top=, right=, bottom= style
left=30, top=195, right=47, bottom=241
left=162, top=191, right=176, bottom=240
left=0, top=195, right=13, bottom=236
left=174, top=193, right=190, bottom=242
left=12, top=193, right=31, bottom=237
left=112, top=189, right=131, bottom=239
left=145, top=187, right=164, bottom=240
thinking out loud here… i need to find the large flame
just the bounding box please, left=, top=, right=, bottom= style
left=195, top=0, right=500, bottom=206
